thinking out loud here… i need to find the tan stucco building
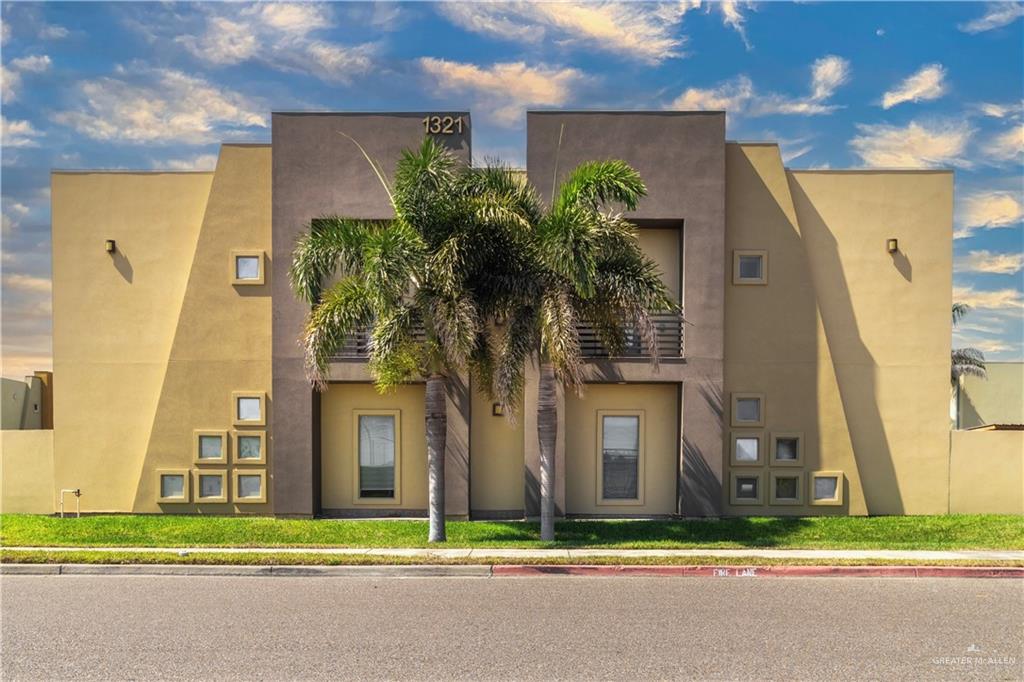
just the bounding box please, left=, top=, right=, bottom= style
left=4, top=111, right=1020, bottom=517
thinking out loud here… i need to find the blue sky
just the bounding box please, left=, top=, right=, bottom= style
left=1, top=1, right=1022, bottom=379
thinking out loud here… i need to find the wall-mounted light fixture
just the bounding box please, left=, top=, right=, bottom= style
left=105, top=239, right=116, bottom=254
left=886, top=238, right=898, bottom=254
left=492, top=402, right=504, bottom=417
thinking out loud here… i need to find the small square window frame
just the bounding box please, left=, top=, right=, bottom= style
left=729, top=471, right=763, bottom=506
left=230, top=249, right=265, bottom=286
left=193, top=469, right=228, bottom=503
left=232, top=469, right=267, bottom=504
left=595, top=409, right=646, bottom=506
left=232, top=391, right=267, bottom=427
left=770, top=431, right=804, bottom=467
left=193, top=429, right=228, bottom=465
left=352, top=409, right=403, bottom=506
left=156, top=468, right=191, bottom=503
left=810, top=470, right=844, bottom=506
left=769, top=471, right=804, bottom=506
left=730, top=431, right=764, bottom=467
left=232, top=430, right=267, bottom=465
left=731, top=392, right=765, bottom=427
left=733, top=250, right=768, bottom=285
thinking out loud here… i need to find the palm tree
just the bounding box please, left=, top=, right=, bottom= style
left=289, top=137, right=536, bottom=542
left=951, top=302, right=987, bottom=384
left=488, top=160, right=679, bottom=541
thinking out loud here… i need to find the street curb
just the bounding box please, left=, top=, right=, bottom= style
left=491, top=565, right=1024, bottom=579
left=2, top=563, right=1022, bottom=578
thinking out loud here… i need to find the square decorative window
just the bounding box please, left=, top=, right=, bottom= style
left=730, top=432, right=763, bottom=466
left=230, top=250, right=265, bottom=285
left=232, top=430, right=266, bottom=465
left=810, top=471, right=843, bottom=506
left=193, top=430, right=227, bottom=464
left=597, top=411, right=645, bottom=505
left=731, top=393, right=764, bottom=427
left=770, top=432, right=803, bottom=466
left=193, top=469, right=227, bottom=503
left=232, top=392, right=266, bottom=426
left=156, top=469, right=190, bottom=503
left=729, top=472, right=763, bottom=505
left=232, top=469, right=267, bottom=504
left=770, top=471, right=803, bottom=505
left=733, top=250, right=768, bottom=285
left=353, top=410, right=402, bottom=504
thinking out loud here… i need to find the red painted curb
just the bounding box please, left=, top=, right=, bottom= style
left=490, top=565, right=1024, bottom=579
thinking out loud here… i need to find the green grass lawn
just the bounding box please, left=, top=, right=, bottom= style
left=2, top=514, right=1022, bottom=550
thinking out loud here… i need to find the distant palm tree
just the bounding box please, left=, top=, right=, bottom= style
left=289, top=137, right=536, bottom=542
left=489, top=160, right=679, bottom=541
left=951, top=302, right=987, bottom=384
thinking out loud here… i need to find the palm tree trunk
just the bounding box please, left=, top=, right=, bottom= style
left=425, top=374, right=447, bottom=543
left=537, top=362, right=557, bottom=541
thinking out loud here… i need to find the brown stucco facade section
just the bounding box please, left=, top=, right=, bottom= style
left=527, top=111, right=727, bottom=516
left=271, top=113, right=472, bottom=517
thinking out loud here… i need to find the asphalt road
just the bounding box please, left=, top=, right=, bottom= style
left=2, top=575, right=1022, bottom=681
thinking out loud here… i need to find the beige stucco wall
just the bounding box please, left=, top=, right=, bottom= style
left=949, top=430, right=1023, bottom=514
left=0, top=430, right=54, bottom=513
left=470, top=386, right=524, bottom=513
left=957, top=363, right=1024, bottom=429
left=564, top=383, right=678, bottom=515
left=320, top=383, right=428, bottom=512
left=51, top=145, right=272, bottom=513
left=724, top=143, right=952, bottom=516
left=638, top=228, right=681, bottom=303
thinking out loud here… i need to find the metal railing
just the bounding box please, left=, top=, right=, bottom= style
left=330, top=312, right=683, bottom=361
left=578, top=312, right=684, bottom=359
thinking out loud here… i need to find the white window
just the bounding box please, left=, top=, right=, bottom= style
left=811, top=471, right=843, bottom=505
left=235, top=256, right=261, bottom=281
left=233, top=392, right=266, bottom=426
left=238, top=435, right=262, bottom=459
left=161, top=474, right=185, bottom=499
left=601, top=415, right=640, bottom=500
left=359, top=414, right=396, bottom=499
left=238, top=398, right=261, bottom=421
left=198, top=435, right=223, bottom=460
left=233, top=469, right=267, bottom=503
left=736, top=398, right=760, bottom=423
left=733, top=250, right=768, bottom=285
left=238, top=475, right=261, bottom=498
left=734, top=436, right=760, bottom=463
left=194, top=470, right=227, bottom=503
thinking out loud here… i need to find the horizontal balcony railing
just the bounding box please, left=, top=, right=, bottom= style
left=577, top=312, right=683, bottom=360
left=331, top=312, right=683, bottom=361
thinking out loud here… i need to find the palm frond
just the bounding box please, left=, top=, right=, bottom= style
left=554, top=159, right=646, bottom=213
left=302, top=277, right=373, bottom=388
left=493, top=305, right=538, bottom=419
left=539, top=288, right=584, bottom=392
left=289, top=217, right=376, bottom=304
left=952, top=347, right=987, bottom=382
left=952, top=302, right=971, bottom=326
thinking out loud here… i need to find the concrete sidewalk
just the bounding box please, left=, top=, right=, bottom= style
left=5, top=545, right=1024, bottom=561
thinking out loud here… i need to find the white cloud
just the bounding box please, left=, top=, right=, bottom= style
left=10, top=54, right=51, bottom=73
left=881, top=64, right=947, bottom=109
left=958, top=3, right=1024, bottom=33
left=175, top=3, right=374, bottom=84
left=7, top=202, right=29, bottom=216
left=159, top=154, right=220, bottom=171
left=38, top=24, right=69, bottom=40
left=849, top=120, right=973, bottom=168
left=982, top=123, right=1024, bottom=164
left=2, top=273, right=51, bottom=293
left=1, top=64, right=20, bottom=103
left=437, top=1, right=700, bottom=65
left=1, top=22, right=10, bottom=45
left=955, top=250, right=1024, bottom=275
left=419, top=58, right=585, bottom=127
left=718, top=0, right=753, bottom=49
left=668, top=55, right=849, bottom=118
left=51, top=67, right=267, bottom=144
left=975, top=102, right=1022, bottom=119
left=952, top=285, right=1024, bottom=310
left=956, top=191, right=1023, bottom=238
left=1, top=115, right=42, bottom=147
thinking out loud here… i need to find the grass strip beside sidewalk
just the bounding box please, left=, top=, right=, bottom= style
left=2, top=514, right=1022, bottom=551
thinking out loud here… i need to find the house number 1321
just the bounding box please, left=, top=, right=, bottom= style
left=422, top=115, right=464, bottom=135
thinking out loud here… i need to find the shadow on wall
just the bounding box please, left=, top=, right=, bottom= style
left=110, top=246, right=133, bottom=283
left=890, top=250, right=912, bottom=283
left=788, top=179, right=904, bottom=515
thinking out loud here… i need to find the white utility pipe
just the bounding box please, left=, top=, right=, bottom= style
left=59, top=489, right=81, bottom=518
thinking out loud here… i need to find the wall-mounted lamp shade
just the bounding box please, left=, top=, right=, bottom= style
left=105, top=239, right=116, bottom=253
left=887, top=238, right=898, bottom=253
left=492, top=403, right=504, bottom=417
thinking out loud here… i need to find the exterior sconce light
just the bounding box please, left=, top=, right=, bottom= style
left=105, top=239, right=116, bottom=253
left=492, top=403, right=504, bottom=417
left=886, top=238, right=898, bottom=254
